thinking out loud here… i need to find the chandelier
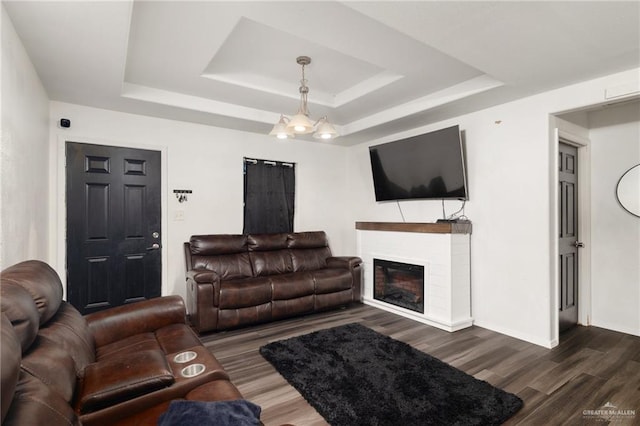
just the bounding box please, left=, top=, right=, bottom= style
left=269, top=56, right=339, bottom=140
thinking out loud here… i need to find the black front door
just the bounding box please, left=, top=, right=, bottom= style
left=66, top=142, right=161, bottom=314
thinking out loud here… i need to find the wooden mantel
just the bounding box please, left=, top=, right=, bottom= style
left=355, top=221, right=472, bottom=235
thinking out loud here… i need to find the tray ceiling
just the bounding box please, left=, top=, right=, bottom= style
left=4, top=1, right=639, bottom=145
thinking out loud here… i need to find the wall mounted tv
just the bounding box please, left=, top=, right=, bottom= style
left=369, top=125, right=467, bottom=202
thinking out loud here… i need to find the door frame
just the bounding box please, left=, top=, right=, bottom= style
left=53, top=135, right=169, bottom=299
left=551, top=126, right=592, bottom=344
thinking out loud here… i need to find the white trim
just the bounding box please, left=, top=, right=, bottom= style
left=551, top=128, right=560, bottom=346
left=473, top=318, right=557, bottom=349
left=591, top=319, right=640, bottom=338
left=54, top=135, right=169, bottom=299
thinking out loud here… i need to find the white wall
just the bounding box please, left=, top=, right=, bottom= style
left=346, top=68, right=640, bottom=347
left=0, top=5, right=50, bottom=269
left=48, top=102, right=351, bottom=302
left=588, top=102, right=640, bottom=336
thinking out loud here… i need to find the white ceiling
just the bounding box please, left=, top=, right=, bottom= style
left=4, top=1, right=640, bottom=146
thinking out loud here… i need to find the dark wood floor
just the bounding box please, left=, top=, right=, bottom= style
left=200, top=304, right=640, bottom=425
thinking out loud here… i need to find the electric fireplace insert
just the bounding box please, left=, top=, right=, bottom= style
left=373, top=258, right=424, bottom=313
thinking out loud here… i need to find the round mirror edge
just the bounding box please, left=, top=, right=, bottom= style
left=616, top=164, right=640, bottom=218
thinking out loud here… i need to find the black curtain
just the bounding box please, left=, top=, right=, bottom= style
left=243, top=158, right=295, bottom=234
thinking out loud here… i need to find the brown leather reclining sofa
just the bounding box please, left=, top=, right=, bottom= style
left=185, top=231, right=363, bottom=333
left=1, top=260, right=249, bottom=426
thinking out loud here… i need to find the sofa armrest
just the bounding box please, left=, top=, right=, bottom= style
left=185, top=270, right=220, bottom=333
left=76, top=349, right=174, bottom=414
left=186, top=269, right=218, bottom=284
left=85, top=296, right=187, bottom=348
left=327, top=256, right=362, bottom=270
left=186, top=269, right=220, bottom=307
left=327, top=256, right=363, bottom=302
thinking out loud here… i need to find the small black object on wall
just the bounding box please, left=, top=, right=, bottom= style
left=60, top=118, right=71, bottom=128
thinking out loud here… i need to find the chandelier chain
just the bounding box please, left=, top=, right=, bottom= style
left=299, top=62, right=309, bottom=115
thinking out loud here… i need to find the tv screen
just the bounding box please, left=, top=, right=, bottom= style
left=369, top=125, right=467, bottom=201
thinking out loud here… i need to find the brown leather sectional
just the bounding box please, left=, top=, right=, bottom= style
left=185, top=231, right=363, bottom=333
left=1, top=260, right=248, bottom=425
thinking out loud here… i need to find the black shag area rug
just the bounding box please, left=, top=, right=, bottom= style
left=259, top=323, right=523, bottom=426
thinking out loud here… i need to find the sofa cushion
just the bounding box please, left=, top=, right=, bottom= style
left=218, top=278, right=272, bottom=309
left=38, top=302, right=96, bottom=373
left=248, top=233, right=289, bottom=251
left=290, top=247, right=331, bottom=272
left=192, top=253, right=253, bottom=280
left=312, top=269, right=353, bottom=294
left=316, top=289, right=353, bottom=311
left=272, top=296, right=315, bottom=320
left=95, top=332, right=160, bottom=361
left=20, top=335, right=77, bottom=402
left=4, top=370, right=80, bottom=426
left=190, top=235, right=247, bottom=255
left=287, top=231, right=329, bottom=249
left=269, top=272, right=315, bottom=300
left=217, top=303, right=271, bottom=330
left=1, top=314, right=21, bottom=422
left=249, top=251, right=293, bottom=276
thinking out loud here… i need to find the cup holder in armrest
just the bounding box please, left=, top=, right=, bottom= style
left=167, top=347, right=229, bottom=382
left=181, top=363, right=206, bottom=378
left=173, top=351, right=197, bottom=363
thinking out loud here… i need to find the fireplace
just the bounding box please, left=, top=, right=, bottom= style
left=373, top=258, right=424, bottom=313
left=357, top=223, right=473, bottom=331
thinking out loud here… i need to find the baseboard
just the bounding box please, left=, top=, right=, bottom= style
left=472, top=319, right=557, bottom=349
left=590, top=320, right=640, bottom=337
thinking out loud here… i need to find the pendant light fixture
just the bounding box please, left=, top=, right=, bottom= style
left=269, top=56, right=339, bottom=140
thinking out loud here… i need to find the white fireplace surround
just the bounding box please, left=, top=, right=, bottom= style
left=356, top=222, right=472, bottom=332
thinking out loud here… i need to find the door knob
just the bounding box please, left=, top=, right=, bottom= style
left=574, top=241, right=585, bottom=248
left=146, top=243, right=161, bottom=250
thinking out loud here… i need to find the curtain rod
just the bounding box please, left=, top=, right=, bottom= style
left=244, top=157, right=294, bottom=167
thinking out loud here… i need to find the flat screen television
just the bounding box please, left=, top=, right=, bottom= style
left=369, top=125, right=467, bottom=201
